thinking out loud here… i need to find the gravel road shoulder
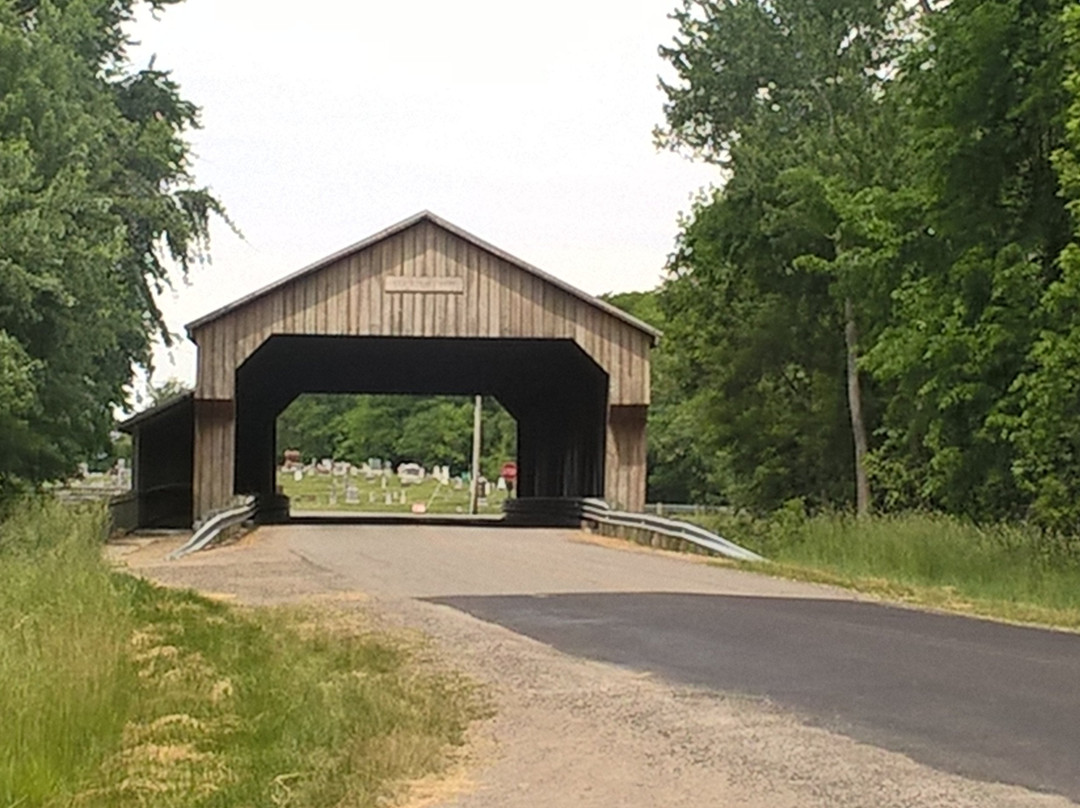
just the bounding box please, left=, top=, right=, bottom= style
left=112, top=530, right=1076, bottom=808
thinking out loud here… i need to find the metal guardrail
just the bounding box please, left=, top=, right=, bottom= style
left=167, top=497, right=256, bottom=560
left=644, top=503, right=731, bottom=516
left=504, top=497, right=765, bottom=562
left=168, top=495, right=761, bottom=563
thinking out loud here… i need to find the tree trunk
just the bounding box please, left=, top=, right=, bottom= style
left=844, top=298, right=871, bottom=516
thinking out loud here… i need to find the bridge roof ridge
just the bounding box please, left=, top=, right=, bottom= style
left=184, top=211, right=661, bottom=341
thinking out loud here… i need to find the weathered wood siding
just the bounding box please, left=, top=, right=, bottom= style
left=190, top=216, right=653, bottom=518
left=192, top=399, right=235, bottom=519
left=606, top=405, right=648, bottom=512
left=191, top=220, right=651, bottom=406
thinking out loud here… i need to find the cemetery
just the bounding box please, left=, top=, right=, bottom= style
left=276, top=459, right=509, bottom=515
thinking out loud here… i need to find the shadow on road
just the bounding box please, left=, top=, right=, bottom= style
left=425, top=591, right=1080, bottom=801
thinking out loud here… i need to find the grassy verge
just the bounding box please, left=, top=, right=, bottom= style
left=1, top=498, right=486, bottom=807
left=688, top=505, right=1080, bottom=630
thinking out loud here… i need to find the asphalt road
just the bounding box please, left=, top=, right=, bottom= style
left=283, top=524, right=1080, bottom=802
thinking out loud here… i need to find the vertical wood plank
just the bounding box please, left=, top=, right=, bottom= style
left=524, top=274, right=536, bottom=337
left=205, top=323, right=218, bottom=399
left=479, top=251, right=491, bottom=337
left=267, top=289, right=280, bottom=338
left=369, top=243, right=382, bottom=334
left=507, top=264, right=521, bottom=337
left=466, top=243, right=480, bottom=335
left=423, top=222, right=435, bottom=336
left=282, top=284, right=294, bottom=334
left=450, top=233, right=463, bottom=336
left=315, top=268, right=328, bottom=334
left=389, top=233, right=401, bottom=336
left=346, top=254, right=358, bottom=332
left=434, top=226, right=448, bottom=335
left=402, top=227, right=416, bottom=336
left=489, top=254, right=500, bottom=337
left=213, top=320, right=226, bottom=398
left=326, top=262, right=340, bottom=334
left=496, top=259, right=507, bottom=337
left=357, top=250, right=371, bottom=335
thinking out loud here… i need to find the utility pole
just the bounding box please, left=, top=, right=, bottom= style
left=469, top=394, right=482, bottom=514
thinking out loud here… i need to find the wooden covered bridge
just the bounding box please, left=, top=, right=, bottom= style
left=121, top=212, right=656, bottom=528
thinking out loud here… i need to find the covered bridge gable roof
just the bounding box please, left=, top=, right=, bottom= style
left=184, top=211, right=660, bottom=342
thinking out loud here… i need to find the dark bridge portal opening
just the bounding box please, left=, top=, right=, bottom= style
left=234, top=335, right=608, bottom=520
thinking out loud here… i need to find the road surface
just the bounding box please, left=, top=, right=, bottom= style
left=121, top=523, right=1080, bottom=807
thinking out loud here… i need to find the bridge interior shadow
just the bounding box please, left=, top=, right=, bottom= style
left=422, top=591, right=1080, bottom=801
left=236, top=335, right=609, bottom=521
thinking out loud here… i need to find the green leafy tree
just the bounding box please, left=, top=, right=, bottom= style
left=147, top=376, right=191, bottom=405
left=395, top=399, right=473, bottom=471
left=654, top=0, right=1075, bottom=524
left=656, top=0, right=909, bottom=512
left=276, top=394, right=355, bottom=463
left=332, top=394, right=409, bottom=465
left=603, top=289, right=721, bottom=503
left=660, top=189, right=858, bottom=510
left=1003, top=1, right=1080, bottom=528
left=862, top=0, right=1071, bottom=520
left=0, top=0, right=223, bottom=496
left=278, top=393, right=517, bottom=477
left=479, top=396, right=517, bottom=480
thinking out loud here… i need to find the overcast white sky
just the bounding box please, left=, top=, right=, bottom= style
left=127, top=0, right=717, bottom=388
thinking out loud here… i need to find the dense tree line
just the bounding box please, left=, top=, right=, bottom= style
left=641, top=0, right=1080, bottom=527
left=0, top=0, right=221, bottom=497
left=276, top=394, right=517, bottom=480
left=9, top=0, right=1080, bottom=533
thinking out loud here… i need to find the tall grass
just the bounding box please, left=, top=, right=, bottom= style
left=0, top=499, right=485, bottom=807
left=698, top=504, right=1080, bottom=627
left=0, top=500, right=134, bottom=806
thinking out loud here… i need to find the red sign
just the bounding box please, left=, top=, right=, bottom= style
left=500, top=461, right=518, bottom=481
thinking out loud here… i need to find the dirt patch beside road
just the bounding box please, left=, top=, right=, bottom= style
left=115, top=528, right=1076, bottom=808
